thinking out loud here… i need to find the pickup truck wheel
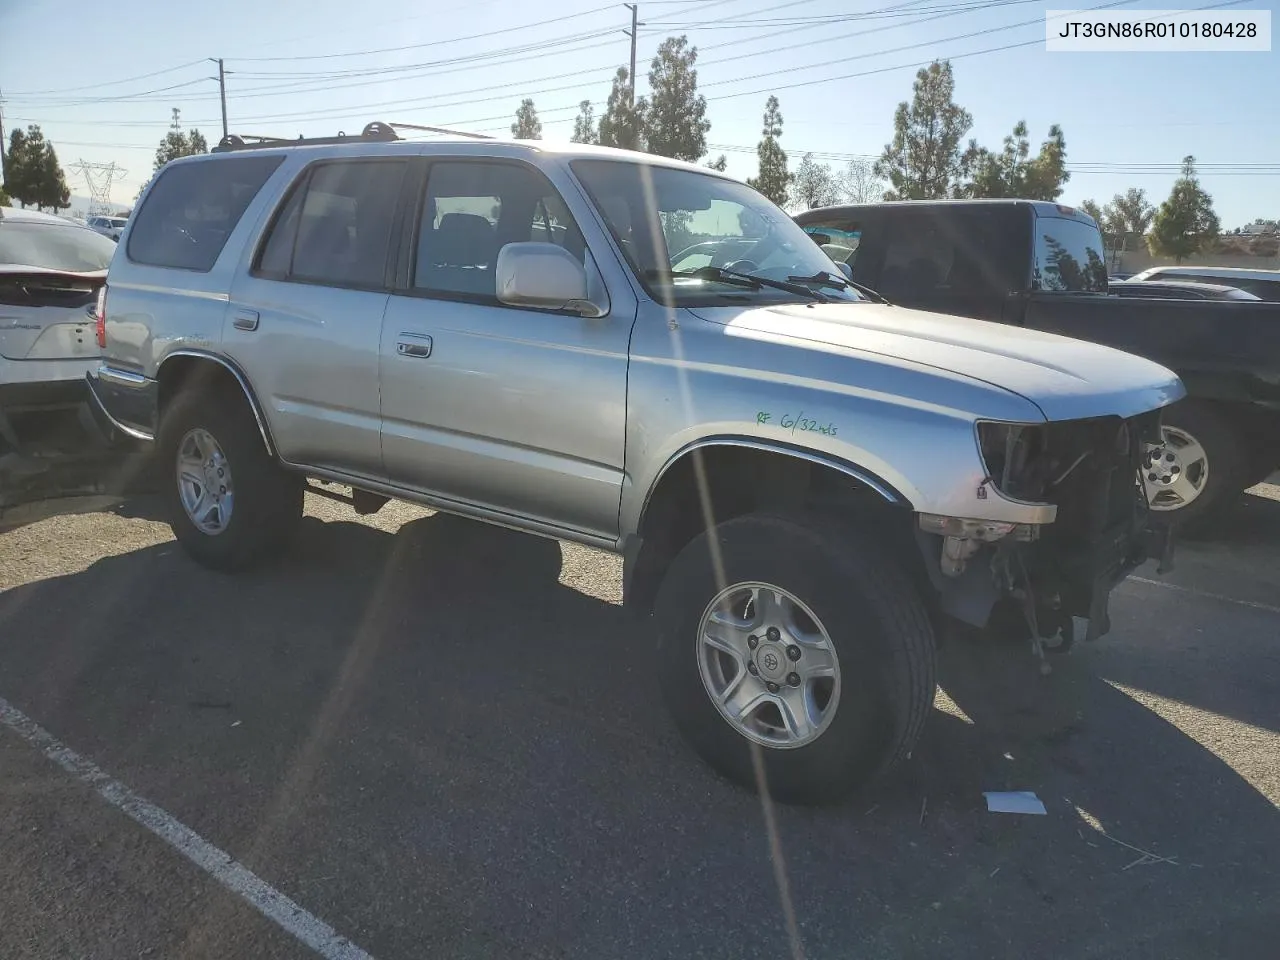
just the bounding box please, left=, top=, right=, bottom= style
left=159, top=390, right=302, bottom=571
left=1145, top=401, right=1246, bottom=533
left=653, top=512, right=936, bottom=805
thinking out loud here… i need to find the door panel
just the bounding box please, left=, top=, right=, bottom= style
left=379, top=158, right=629, bottom=539
left=380, top=298, right=629, bottom=539
left=224, top=277, right=389, bottom=475
left=221, top=157, right=408, bottom=478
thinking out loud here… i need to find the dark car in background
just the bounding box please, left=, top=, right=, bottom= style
left=795, top=200, right=1280, bottom=532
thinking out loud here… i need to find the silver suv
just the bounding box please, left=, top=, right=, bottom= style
left=88, top=124, right=1184, bottom=803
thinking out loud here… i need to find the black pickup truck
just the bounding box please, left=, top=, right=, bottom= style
left=795, top=200, right=1280, bottom=531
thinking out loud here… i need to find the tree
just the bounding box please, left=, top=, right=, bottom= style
left=570, top=101, right=597, bottom=144
left=154, top=108, right=208, bottom=170
left=875, top=60, right=972, bottom=200
left=961, top=121, right=1069, bottom=201
left=36, top=140, right=70, bottom=211
left=4, top=125, right=69, bottom=211
left=791, top=153, right=839, bottom=210
left=837, top=158, right=883, bottom=204
left=4, top=125, right=43, bottom=207
left=1148, top=156, right=1220, bottom=263
left=598, top=68, right=644, bottom=151
left=746, top=96, right=789, bottom=207
left=1078, top=198, right=1105, bottom=224
left=0, top=185, right=10, bottom=207
left=642, top=35, right=710, bottom=162
left=706, top=155, right=727, bottom=172
left=1111, top=187, right=1155, bottom=236
left=511, top=98, right=542, bottom=140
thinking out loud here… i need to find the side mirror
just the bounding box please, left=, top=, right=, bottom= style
left=837, top=262, right=853, bottom=281
left=496, top=242, right=604, bottom=317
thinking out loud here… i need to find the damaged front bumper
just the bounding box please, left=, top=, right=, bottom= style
left=922, top=409, right=1174, bottom=645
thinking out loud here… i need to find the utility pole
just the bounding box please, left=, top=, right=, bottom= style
left=209, top=58, right=228, bottom=138
left=624, top=4, right=639, bottom=106
left=217, top=59, right=228, bottom=139
left=0, top=90, right=7, bottom=183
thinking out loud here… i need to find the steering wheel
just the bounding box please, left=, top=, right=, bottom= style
left=723, top=259, right=760, bottom=273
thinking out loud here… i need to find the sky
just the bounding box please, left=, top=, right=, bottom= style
left=1, top=0, right=1277, bottom=224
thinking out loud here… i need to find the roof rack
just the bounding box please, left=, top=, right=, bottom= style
left=211, top=121, right=400, bottom=153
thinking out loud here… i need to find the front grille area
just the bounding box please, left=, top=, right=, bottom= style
left=992, top=409, right=1166, bottom=639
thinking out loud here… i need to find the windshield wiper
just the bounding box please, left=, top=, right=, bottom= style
left=648, top=267, right=829, bottom=302
left=787, top=270, right=890, bottom=305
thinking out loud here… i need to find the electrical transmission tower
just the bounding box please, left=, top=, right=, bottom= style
left=70, top=160, right=128, bottom=216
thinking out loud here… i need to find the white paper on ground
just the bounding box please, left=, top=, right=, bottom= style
left=983, top=791, right=1047, bottom=815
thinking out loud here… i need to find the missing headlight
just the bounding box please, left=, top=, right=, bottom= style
left=976, top=421, right=1052, bottom=501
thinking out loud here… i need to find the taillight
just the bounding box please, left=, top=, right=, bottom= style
left=95, top=285, right=107, bottom=349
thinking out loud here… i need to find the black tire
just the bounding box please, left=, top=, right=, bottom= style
left=1152, top=400, right=1248, bottom=535
left=653, top=512, right=936, bottom=805
left=158, top=387, right=302, bottom=571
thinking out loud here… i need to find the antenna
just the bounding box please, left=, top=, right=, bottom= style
left=70, top=160, right=128, bottom=216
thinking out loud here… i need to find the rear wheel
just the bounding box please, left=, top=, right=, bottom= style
left=653, top=512, right=936, bottom=805
left=159, top=389, right=302, bottom=571
left=1145, top=401, right=1247, bottom=534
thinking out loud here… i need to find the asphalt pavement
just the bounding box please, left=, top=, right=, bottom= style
left=1, top=486, right=1277, bottom=959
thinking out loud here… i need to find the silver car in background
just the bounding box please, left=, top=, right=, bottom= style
left=1, top=207, right=117, bottom=452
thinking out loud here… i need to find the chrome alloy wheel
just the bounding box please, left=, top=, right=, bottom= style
left=696, top=582, right=842, bottom=749
left=1145, top=425, right=1209, bottom=511
left=176, top=428, right=235, bottom=534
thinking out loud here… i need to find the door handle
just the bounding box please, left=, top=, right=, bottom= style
left=233, top=309, right=260, bottom=332
left=396, top=333, right=433, bottom=358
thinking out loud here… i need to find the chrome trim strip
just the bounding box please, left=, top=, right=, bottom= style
left=98, top=365, right=150, bottom=388
left=159, top=349, right=275, bottom=457
left=293, top=464, right=619, bottom=552
left=85, top=372, right=155, bottom=442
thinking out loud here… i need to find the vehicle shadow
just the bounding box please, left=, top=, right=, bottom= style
left=0, top=510, right=1276, bottom=959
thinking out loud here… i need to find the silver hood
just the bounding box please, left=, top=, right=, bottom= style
left=689, top=301, right=1185, bottom=421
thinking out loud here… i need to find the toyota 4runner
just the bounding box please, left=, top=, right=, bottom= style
left=88, top=124, right=1184, bottom=804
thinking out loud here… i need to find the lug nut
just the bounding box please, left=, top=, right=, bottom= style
left=766, top=627, right=780, bottom=642
left=747, top=635, right=759, bottom=650
left=747, top=661, right=759, bottom=676
left=786, top=672, right=801, bottom=687
left=220, top=486, right=227, bottom=494
left=786, top=645, right=801, bottom=661
left=1166, top=452, right=1176, bottom=462
left=1148, top=472, right=1158, bottom=481
left=766, top=681, right=780, bottom=693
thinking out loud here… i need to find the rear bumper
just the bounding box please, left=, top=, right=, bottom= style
left=85, top=364, right=158, bottom=442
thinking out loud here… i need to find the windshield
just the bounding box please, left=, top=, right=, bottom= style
left=571, top=159, right=862, bottom=304
left=0, top=221, right=118, bottom=272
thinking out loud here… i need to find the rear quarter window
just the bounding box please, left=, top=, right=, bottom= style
left=127, top=155, right=284, bottom=271
left=1034, top=216, right=1108, bottom=293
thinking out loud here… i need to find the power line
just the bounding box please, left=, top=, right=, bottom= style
left=229, top=2, right=621, bottom=61
left=2, top=60, right=208, bottom=97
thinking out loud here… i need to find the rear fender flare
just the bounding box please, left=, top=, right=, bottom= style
left=157, top=349, right=275, bottom=456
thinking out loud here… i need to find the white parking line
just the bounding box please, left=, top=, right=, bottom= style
left=0, top=696, right=375, bottom=960
left=1125, top=576, right=1280, bottom=616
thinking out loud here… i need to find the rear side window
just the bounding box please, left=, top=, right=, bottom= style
left=0, top=221, right=117, bottom=272
left=1034, top=216, right=1107, bottom=293
left=254, top=159, right=406, bottom=289
left=127, top=155, right=284, bottom=272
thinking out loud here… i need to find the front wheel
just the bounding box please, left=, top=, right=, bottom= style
left=158, top=389, right=302, bottom=571
left=653, top=512, right=937, bottom=805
